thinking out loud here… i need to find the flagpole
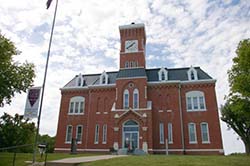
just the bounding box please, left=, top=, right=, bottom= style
left=33, top=0, right=59, bottom=163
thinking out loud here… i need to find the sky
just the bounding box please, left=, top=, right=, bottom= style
left=0, top=0, right=249, bottom=155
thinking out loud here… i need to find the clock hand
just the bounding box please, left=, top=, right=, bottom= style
left=126, top=42, right=135, bottom=49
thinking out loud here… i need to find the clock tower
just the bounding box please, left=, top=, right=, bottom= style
left=119, top=23, right=146, bottom=69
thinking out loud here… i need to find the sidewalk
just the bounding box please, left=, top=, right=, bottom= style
left=45, top=155, right=127, bottom=166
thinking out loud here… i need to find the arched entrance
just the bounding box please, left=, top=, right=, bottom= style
left=122, top=120, right=139, bottom=150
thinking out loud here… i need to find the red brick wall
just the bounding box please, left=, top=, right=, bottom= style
left=181, top=83, right=223, bottom=151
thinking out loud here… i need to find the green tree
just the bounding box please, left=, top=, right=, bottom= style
left=38, top=134, right=55, bottom=153
left=228, top=39, right=250, bottom=97
left=0, top=113, right=36, bottom=152
left=221, top=39, right=250, bottom=154
left=0, top=32, right=35, bottom=107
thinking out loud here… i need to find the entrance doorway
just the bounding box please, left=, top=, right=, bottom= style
left=123, top=120, right=139, bottom=150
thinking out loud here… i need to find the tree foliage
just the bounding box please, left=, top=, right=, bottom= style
left=0, top=32, right=35, bottom=107
left=221, top=39, right=250, bottom=154
left=0, top=113, right=36, bottom=152
left=38, top=134, right=55, bottom=153
left=228, top=39, right=250, bottom=97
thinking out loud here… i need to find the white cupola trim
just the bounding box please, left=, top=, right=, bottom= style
left=76, top=73, right=84, bottom=86
left=187, top=66, right=198, bottom=81
left=158, top=67, right=168, bottom=81
left=100, top=71, right=108, bottom=84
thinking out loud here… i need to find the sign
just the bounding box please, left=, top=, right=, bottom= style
left=24, top=87, right=41, bottom=119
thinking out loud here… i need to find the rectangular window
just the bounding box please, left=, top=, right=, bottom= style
left=94, top=124, right=99, bottom=144
left=69, top=102, right=74, bottom=113
left=188, top=123, right=197, bottom=143
left=75, top=102, right=79, bottom=113
left=168, top=123, right=173, bottom=144
left=199, top=96, right=205, bottom=109
left=159, top=123, right=164, bottom=144
left=76, top=125, right=83, bottom=143
left=187, top=97, right=192, bottom=110
left=193, top=97, right=198, bottom=109
left=80, top=101, right=84, bottom=113
left=66, top=125, right=73, bottom=143
left=201, top=123, right=210, bottom=143
left=102, top=124, right=107, bottom=144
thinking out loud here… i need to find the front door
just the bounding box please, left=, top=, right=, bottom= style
left=123, top=120, right=139, bottom=150
left=124, top=132, right=138, bottom=149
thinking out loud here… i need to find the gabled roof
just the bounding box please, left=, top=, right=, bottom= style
left=63, top=67, right=213, bottom=88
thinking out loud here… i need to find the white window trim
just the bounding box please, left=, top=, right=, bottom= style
left=68, top=96, right=85, bottom=115
left=94, top=124, right=99, bottom=144
left=186, top=91, right=206, bottom=112
left=159, top=123, right=164, bottom=144
left=188, top=123, right=197, bottom=144
left=76, top=125, right=83, bottom=144
left=187, top=66, right=198, bottom=81
left=158, top=67, right=168, bottom=81
left=168, top=123, right=173, bottom=144
left=65, top=125, right=73, bottom=144
left=200, top=122, right=210, bottom=144
left=102, top=124, right=107, bottom=144
left=75, top=73, right=84, bottom=87
left=133, top=88, right=139, bottom=109
left=123, top=89, right=129, bottom=109
left=100, top=71, right=108, bottom=85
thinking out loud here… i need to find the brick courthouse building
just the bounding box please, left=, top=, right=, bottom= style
left=55, top=23, right=224, bottom=154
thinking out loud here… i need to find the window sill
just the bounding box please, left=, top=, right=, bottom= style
left=202, top=141, right=210, bottom=144
left=187, top=109, right=206, bottom=112
left=168, top=141, right=173, bottom=144
left=189, top=141, right=197, bottom=144
left=65, top=141, right=71, bottom=144
left=94, top=142, right=99, bottom=144
left=160, top=142, right=164, bottom=144
left=102, top=142, right=107, bottom=144
left=68, top=113, right=84, bottom=115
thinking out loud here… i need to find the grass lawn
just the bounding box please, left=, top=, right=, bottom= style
left=83, top=155, right=250, bottom=166
left=0, top=152, right=97, bottom=166
left=0, top=153, right=249, bottom=166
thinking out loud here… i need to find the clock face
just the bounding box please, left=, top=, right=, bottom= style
left=125, top=40, right=138, bottom=52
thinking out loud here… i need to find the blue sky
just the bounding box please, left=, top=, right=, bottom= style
left=0, top=0, right=249, bottom=154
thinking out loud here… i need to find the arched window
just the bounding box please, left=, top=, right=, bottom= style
left=188, top=123, right=197, bottom=144
left=161, top=72, right=165, bottom=81
left=200, top=122, right=210, bottom=143
left=125, top=61, right=129, bottom=68
left=133, top=89, right=139, bottom=109
left=123, top=89, right=129, bottom=109
left=186, top=91, right=206, bottom=111
left=69, top=96, right=85, bottom=114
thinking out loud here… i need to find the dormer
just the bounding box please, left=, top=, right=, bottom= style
left=187, top=66, right=198, bottom=81
left=76, top=73, right=85, bottom=87
left=158, top=67, right=168, bottom=81
left=100, top=71, right=108, bottom=84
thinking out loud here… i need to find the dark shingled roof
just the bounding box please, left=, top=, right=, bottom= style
left=146, top=67, right=212, bottom=82
left=63, top=67, right=213, bottom=88
left=116, top=68, right=147, bottom=79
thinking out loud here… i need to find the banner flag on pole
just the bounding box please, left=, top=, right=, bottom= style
left=46, top=0, right=53, bottom=9
left=24, top=87, right=42, bottom=119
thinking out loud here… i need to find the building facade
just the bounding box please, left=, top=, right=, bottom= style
left=55, top=23, right=224, bottom=154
